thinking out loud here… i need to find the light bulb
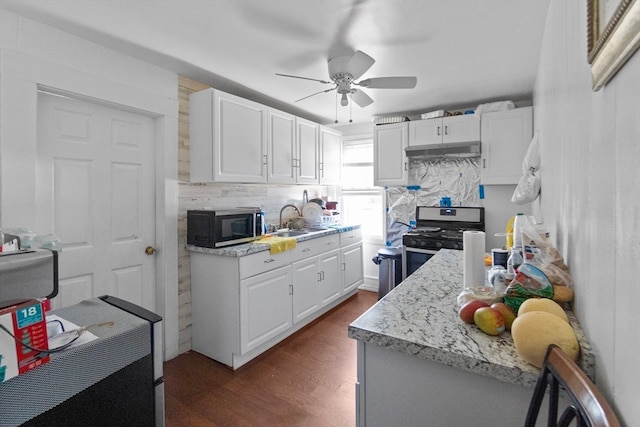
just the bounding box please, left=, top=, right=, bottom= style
left=340, top=93, right=348, bottom=106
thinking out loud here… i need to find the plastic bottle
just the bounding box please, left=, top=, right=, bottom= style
left=506, top=247, right=523, bottom=274
left=512, top=213, right=527, bottom=250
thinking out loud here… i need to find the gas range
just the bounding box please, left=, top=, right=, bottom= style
left=402, top=206, right=485, bottom=277
left=403, top=206, right=485, bottom=247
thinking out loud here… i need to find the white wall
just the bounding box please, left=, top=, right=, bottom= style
left=0, top=8, right=181, bottom=359
left=535, top=2, right=639, bottom=424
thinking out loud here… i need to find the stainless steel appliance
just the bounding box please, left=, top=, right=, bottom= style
left=402, top=206, right=484, bottom=279
left=0, top=249, right=58, bottom=309
left=187, top=207, right=263, bottom=248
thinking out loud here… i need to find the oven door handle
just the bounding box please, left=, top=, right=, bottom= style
left=403, top=246, right=439, bottom=255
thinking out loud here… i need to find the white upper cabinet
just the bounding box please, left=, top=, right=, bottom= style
left=296, top=117, right=320, bottom=184
left=374, top=122, right=408, bottom=186
left=480, top=107, right=533, bottom=185
left=267, top=108, right=297, bottom=184
left=319, top=126, right=342, bottom=185
left=408, top=115, right=480, bottom=146
left=190, top=88, right=342, bottom=185
left=190, top=88, right=267, bottom=183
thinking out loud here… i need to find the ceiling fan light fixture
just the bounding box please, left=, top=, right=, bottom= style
left=340, top=93, right=349, bottom=106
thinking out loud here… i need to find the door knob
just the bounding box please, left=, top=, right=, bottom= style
left=145, top=246, right=156, bottom=255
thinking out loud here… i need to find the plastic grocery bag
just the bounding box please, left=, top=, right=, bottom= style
left=503, top=263, right=554, bottom=313
left=511, top=170, right=540, bottom=205
left=518, top=218, right=573, bottom=288
left=511, top=133, right=540, bottom=205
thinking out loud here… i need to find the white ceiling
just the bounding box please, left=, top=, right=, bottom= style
left=0, top=0, right=550, bottom=125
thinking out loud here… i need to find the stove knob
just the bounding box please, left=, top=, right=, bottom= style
left=452, top=242, right=460, bottom=250
left=410, top=239, right=417, bottom=247
left=436, top=241, right=442, bottom=249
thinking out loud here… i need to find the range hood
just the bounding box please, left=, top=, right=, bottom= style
left=405, top=141, right=481, bottom=158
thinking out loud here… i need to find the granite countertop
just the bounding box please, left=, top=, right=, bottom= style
left=187, top=224, right=360, bottom=257
left=348, top=249, right=594, bottom=388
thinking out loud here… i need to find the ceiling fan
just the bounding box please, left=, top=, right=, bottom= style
left=276, top=50, right=417, bottom=108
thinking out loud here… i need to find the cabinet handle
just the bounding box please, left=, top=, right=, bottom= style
left=319, top=162, right=324, bottom=178
left=264, top=258, right=275, bottom=264
left=263, top=154, right=268, bottom=166
left=302, top=248, right=311, bottom=253
left=483, top=158, right=486, bottom=168
left=341, top=262, right=346, bottom=271
left=320, top=271, right=325, bottom=280
left=444, top=125, right=448, bottom=135
left=317, top=272, right=322, bottom=281
left=436, top=126, right=441, bottom=136
left=404, top=161, right=408, bottom=171
left=289, top=284, right=293, bottom=295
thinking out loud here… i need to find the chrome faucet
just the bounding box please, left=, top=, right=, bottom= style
left=280, top=204, right=301, bottom=229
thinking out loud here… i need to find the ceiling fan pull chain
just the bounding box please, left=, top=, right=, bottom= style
left=335, top=91, right=338, bottom=123
left=349, top=95, right=353, bottom=123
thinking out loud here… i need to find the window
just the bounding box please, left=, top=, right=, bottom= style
left=340, top=138, right=384, bottom=242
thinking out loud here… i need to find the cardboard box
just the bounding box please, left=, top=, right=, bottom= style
left=0, top=299, right=50, bottom=382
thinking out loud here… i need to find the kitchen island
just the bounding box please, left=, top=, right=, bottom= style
left=348, top=249, right=593, bottom=426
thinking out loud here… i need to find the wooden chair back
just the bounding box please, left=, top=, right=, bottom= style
left=524, top=344, right=621, bottom=427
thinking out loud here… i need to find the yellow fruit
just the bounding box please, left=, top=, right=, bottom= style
left=552, top=285, right=574, bottom=303
left=517, top=298, right=569, bottom=323
left=511, top=311, right=580, bottom=368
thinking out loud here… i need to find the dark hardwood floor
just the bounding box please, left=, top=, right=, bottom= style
left=164, top=290, right=377, bottom=427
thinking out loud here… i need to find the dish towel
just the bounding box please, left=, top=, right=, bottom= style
left=257, top=236, right=297, bottom=254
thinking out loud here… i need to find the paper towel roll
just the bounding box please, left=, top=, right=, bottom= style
left=463, top=230, right=486, bottom=287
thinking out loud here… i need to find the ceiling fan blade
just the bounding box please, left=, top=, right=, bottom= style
left=346, top=50, right=375, bottom=80
left=275, top=73, right=333, bottom=84
left=350, top=89, right=374, bottom=108
left=295, top=87, right=337, bottom=102
left=357, top=76, right=417, bottom=89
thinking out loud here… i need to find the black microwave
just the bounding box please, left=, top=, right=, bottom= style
left=187, top=208, right=263, bottom=248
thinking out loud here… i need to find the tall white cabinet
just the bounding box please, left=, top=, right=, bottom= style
left=320, top=126, right=343, bottom=185
left=190, top=89, right=268, bottom=183
left=267, top=108, right=297, bottom=184
left=374, top=122, right=408, bottom=186
left=480, top=107, right=533, bottom=185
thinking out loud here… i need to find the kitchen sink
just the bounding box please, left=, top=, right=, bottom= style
left=275, top=230, right=309, bottom=237
left=272, top=227, right=329, bottom=237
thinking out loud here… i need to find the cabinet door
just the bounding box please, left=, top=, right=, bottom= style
left=408, top=119, right=442, bottom=146
left=267, top=108, right=296, bottom=184
left=342, top=243, right=364, bottom=293
left=319, top=126, right=343, bottom=185
left=319, top=249, right=341, bottom=305
left=296, top=118, right=319, bottom=184
left=374, top=122, right=408, bottom=186
left=240, top=266, right=292, bottom=354
left=292, top=257, right=321, bottom=323
left=480, top=107, right=533, bottom=185
left=442, top=115, right=480, bottom=144
left=215, top=90, right=268, bottom=183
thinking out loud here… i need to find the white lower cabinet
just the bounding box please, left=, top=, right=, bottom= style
left=190, top=230, right=363, bottom=369
left=292, top=257, right=321, bottom=322
left=240, top=266, right=293, bottom=354
left=292, top=248, right=341, bottom=323
left=342, top=243, right=364, bottom=293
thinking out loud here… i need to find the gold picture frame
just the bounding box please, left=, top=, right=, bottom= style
left=587, top=0, right=640, bottom=90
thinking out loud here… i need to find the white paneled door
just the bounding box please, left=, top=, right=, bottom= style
left=37, top=91, right=156, bottom=311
